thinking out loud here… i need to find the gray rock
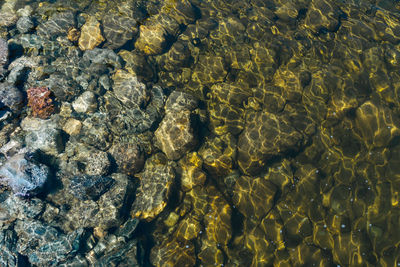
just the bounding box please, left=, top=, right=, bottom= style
left=16, top=16, right=34, bottom=33
left=14, top=220, right=85, bottom=266
left=0, top=230, right=19, bottom=267
left=21, top=117, right=64, bottom=155
left=36, top=11, right=76, bottom=39
left=165, top=91, right=198, bottom=113
left=78, top=112, right=113, bottom=151
left=0, top=193, right=44, bottom=223
left=0, top=151, right=49, bottom=197
left=0, top=83, right=23, bottom=111
left=102, top=15, right=138, bottom=50
left=68, top=175, right=114, bottom=201
left=72, top=91, right=97, bottom=113
left=59, top=173, right=134, bottom=232
left=112, top=70, right=148, bottom=109
left=0, top=37, right=7, bottom=67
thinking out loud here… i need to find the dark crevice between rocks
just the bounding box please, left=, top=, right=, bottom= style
left=134, top=220, right=156, bottom=267
left=17, top=253, right=31, bottom=267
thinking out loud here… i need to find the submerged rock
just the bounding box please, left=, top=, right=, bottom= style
left=0, top=151, right=49, bottom=197
left=14, top=220, right=85, bottom=266
left=68, top=175, right=114, bottom=201
left=21, top=117, right=64, bottom=155
left=131, top=155, right=175, bottom=221
left=0, top=83, right=23, bottom=111
left=0, top=37, right=7, bottom=68
left=16, top=16, right=34, bottom=34
left=78, top=15, right=105, bottom=51
left=27, top=86, right=56, bottom=119
left=72, top=90, right=97, bottom=113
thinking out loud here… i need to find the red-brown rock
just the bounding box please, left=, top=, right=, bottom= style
left=27, top=87, right=56, bottom=119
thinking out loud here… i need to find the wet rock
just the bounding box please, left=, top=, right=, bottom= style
left=0, top=150, right=49, bottom=197
left=155, top=90, right=198, bottom=160
left=101, top=85, right=164, bottom=136
left=118, top=49, right=154, bottom=82
left=108, top=140, right=144, bottom=176
left=78, top=15, right=104, bottom=51
left=0, top=37, right=7, bottom=71
left=232, top=175, right=277, bottom=223
left=135, top=16, right=168, bottom=55
left=111, top=69, right=148, bottom=109
left=6, top=56, right=39, bottom=85
left=304, top=0, right=342, bottom=33
left=27, top=86, right=56, bottom=119
left=155, top=109, right=198, bottom=160
left=102, top=15, right=138, bottom=50
left=16, top=16, right=34, bottom=34
left=237, top=111, right=303, bottom=175
left=43, top=74, right=82, bottom=102
left=72, top=90, right=97, bottom=113
left=89, top=219, right=139, bottom=265
left=0, top=0, right=18, bottom=27
left=131, top=155, right=175, bottom=221
left=354, top=100, right=400, bottom=148
left=0, top=83, right=23, bottom=111
left=0, top=230, right=19, bottom=267
left=178, top=152, right=206, bottom=191
left=0, top=193, right=44, bottom=224
left=165, top=91, right=198, bottom=113
left=78, top=112, right=112, bottom=151
left=198, top=133, right=237, bottom=178
left=14, top=220, right=85, bottom=266
left=37, top=11, right=76, bottom=39
left=21, top=117, right=64, bottom=155
left=80, top=48, right=122, bottom=73
left=59, top=173, right=134, bottom=232
left=63, top=118, right=82, bottom=136
left=68, top=175, right=114, bottom=201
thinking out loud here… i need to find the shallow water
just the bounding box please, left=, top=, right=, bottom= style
left=0, top=0, right=400, bottom=266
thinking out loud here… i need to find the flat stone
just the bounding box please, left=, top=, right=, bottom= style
left=79, top=15, right=105, bottom=51
left=155, top=110, right=197, bottom=160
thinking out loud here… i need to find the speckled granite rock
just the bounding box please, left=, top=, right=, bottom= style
left=131, top=155, right=175, bottom=221
left=0, top=150, right=49, bottom=197
left=0, top=83, right=23, bottom=111
left=79, top=15, right=104, bottom=51
left=108, top=140, right=144, bottom=175
left=68, top=175, right=114, bottom=201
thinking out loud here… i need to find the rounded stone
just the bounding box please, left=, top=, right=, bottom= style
left=16, top=16, right=34, bottom=33
left=63, top=118, right=82, bottom=136
left=72, top=91, right=97, bottom=113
